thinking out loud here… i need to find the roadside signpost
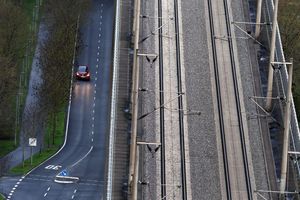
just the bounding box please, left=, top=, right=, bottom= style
left=29, top=138, right=37, bottom=165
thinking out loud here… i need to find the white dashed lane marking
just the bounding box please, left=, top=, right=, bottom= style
left=47, top=187, right=51, bottom=191
left=44, top=193, right=47, bottom=197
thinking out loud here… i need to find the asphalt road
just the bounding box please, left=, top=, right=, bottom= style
left=2, top=0, right=114, bottom=199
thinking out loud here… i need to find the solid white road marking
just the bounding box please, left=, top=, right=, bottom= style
left=71, top=146, right=93, bottom=167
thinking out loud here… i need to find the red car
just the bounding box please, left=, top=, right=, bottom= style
left=75, top=65, right=90, bottom=80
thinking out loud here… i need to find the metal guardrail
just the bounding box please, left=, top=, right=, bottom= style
left=106, top=0, right=121, bottom=199
left=265, top=0, right=300, bottom=175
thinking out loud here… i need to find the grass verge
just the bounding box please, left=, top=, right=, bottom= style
left=0, top=193, right=5, bottom=200
left=10, top=110, right=66, bottom=175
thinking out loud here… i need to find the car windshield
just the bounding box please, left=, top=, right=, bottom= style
left=78, top=66, right=87, bottom=72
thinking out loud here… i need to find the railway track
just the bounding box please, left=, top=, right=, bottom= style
left=157, top=0, right=187, bottom=199
left=207, top=0, right=253, bottom=199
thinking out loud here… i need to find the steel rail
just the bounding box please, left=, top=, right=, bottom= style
left=222, top=0, right=253, bottom=198
left=173, top=0, right=187, bottom=199
left=207, top=0, right=232, bottom=199
left=157, top=0, right=166, bottom=199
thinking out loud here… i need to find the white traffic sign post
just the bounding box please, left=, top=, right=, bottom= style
left=29, top=138, right=37, bottom=165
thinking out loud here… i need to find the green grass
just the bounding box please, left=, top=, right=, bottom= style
left=0, top=193, right=5, bottom=200
left=0, top=140, right=16, bottom=158
left=10, top=110, right=66, bottom=175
